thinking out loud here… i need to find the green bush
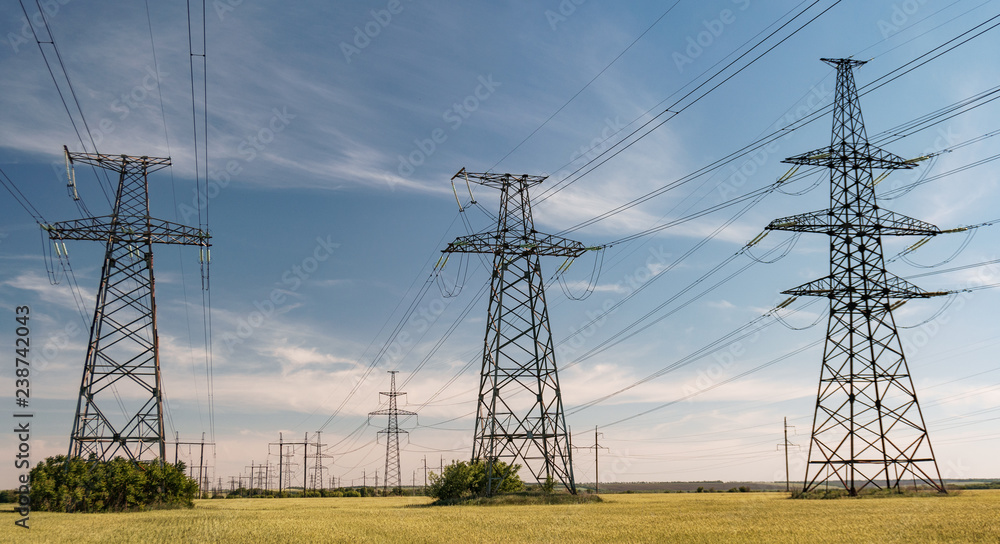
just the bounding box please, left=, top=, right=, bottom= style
left=30, top=455, right=198, bottom=513
left=428, top=460, right=523, bottom=500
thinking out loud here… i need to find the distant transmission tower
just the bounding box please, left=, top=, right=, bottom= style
left=442, top=169, right=594, bottom=495
left=369, top=371, right=415, bottom=494
left=766, top=59, right=946, bottom=494
left=44, top=150, right=211, bottom=462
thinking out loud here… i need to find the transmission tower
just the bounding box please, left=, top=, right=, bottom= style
left=369, top=371, right=415, bottom=494
left=442, top=169, right=594, bottom=495
left=766, top=59, right=946, bottom=494
left=44, top=150, right=210, bottom=462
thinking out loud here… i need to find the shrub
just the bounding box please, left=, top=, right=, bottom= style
left=29, top=455, right=198, bottom=513
left=428, top=460, right=524, bottom=500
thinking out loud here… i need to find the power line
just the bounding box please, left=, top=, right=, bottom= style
left=19, top=0, right=113, bottom=210
left=535, top=0, right=842, bottom=206
left=488, top=0, right=683, bottom=172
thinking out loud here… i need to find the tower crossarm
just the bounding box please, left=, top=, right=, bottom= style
left=43, top=216, right=211, bottom=246
left=443, top=231, right=589, bottom=258
left=66, top=151, right=171, bottom=174
left=369, top=408, right=417, bottom=417
left=783, top=145, right=917, bottom=170
left=766, top=209, right=940, bottom=236
left=453, top=169, right=547, bottom=189
left=782, top=274, right=949, bottom=299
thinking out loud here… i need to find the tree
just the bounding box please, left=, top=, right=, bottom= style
left=29, top=455, right=198, bottom=512
left=428, top=460, right=523, bottom=500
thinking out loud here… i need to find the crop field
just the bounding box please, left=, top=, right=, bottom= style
left=3, top=490, right=999, bottom=543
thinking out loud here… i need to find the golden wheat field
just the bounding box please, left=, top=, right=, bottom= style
left=3, top=490, right=999, bottom=543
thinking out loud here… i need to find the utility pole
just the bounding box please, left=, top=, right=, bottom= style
left=423, top=456, right=428, bottom=492
left=44, top=149, right=211, bottom=463
left=198, top=433, right=206, bottom=496
left=765, top=58, right=946, bottom=495
left=572, top=426, right=608, bottom=493
left=440, top=169, right=596, bottom=495
left=268, top=433, right=309, bottom=494
left=369, top=371, right=416, bottom=495
left=776, top=418, right=799, bottom=493
left=173, top=433, right=215, bottom=494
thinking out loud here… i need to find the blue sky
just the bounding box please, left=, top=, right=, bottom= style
left=3, top=0, right=1000, bottom=489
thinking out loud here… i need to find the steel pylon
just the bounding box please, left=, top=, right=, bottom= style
left=766, top=59, right=946, bottom=494
left=368, top=371, right=415, bottom=494
left=44, top=150, right=210, bottom=463
left=443, top=169, right=593, bottom=495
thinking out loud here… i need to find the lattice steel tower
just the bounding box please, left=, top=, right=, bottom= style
left=369, top=371, right=415, bottom=494
left=442, top=169, right=592, bottom=495
left=766, top=59, right=946, bottom=494
left=44, top=150, right=211, bottom=462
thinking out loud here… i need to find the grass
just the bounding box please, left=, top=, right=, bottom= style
left=425, top=492, right=604, bottom=507
left=2, top=490, right=998, bottom=543
left=791, top=487, right=955, bottom=500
